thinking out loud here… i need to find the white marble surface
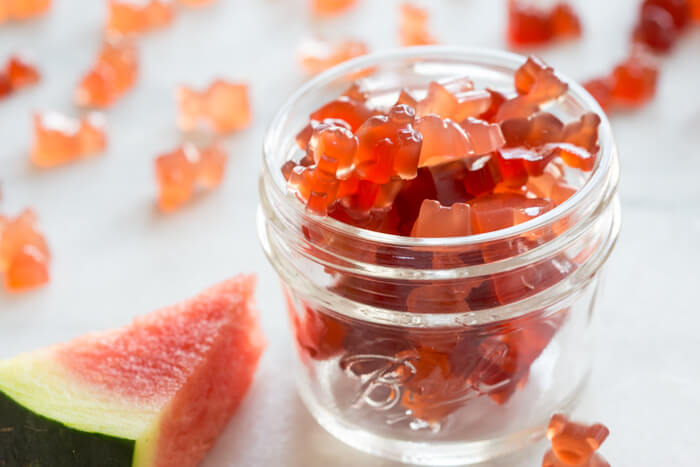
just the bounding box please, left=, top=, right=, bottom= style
left=1, top=0, right=699, bottom=465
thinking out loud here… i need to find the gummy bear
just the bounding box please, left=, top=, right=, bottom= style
left=416, top=81, right=461, bottom=119
left=542, top=414, right=610, bottom=467
left=0, top=209, right=50, bottom=292
left=5, top=56, right=40, bottom=91
left=460, top=117, right=506, bottom=155
left=298, top=38, right=368, bottom=76
left=583, top=78, right=614, bottom=111
left=469, top=193, right=553, bottom=234
left=399, top=3, right=437, bottom=47
left=308, top=120, right=358, bottom=179
left=310, top=0, right=356, bottom=16
left=105, top=0, right=173, bottom=37
left=479, top=311, right=566, bottom=403
left=633, top=3, right=679, bottom=52
left=288, top=164, right=339, bottom=216
left=643, top=0, right=690, bottom=29
left=527, top=164, right=576, bottom=206
left=76, top=42, right=139, bottom=108
left=410, top=200, right=471, bottom=237
left=478, top=89, right=508, bottom=122
left=30, top=112, right=107, bottom=168
left=155, top=143, right=227, bottom=212
left=584, top=48, right=659, bottom=111
left=463, top=154, right=502, bottom=197
left=0, top=0, right=51, bottom=22
left=397, top=346, right=467, bottom=424
left=307, top=95, right=374, bottom=133
left=428, top=160, right=471, bottom=206
left=453, top=90, right=494, bottom=122
left=288, top=299, right=347, bottom=361
left=523, top=57, right=568, bottom=102
left=415, top=115, right=475, bottom=167
left=177, top=80, right=251, bottom=134
left=506, top=0, right=581, bottom=47
left=354, top=104, right=423, bottom=183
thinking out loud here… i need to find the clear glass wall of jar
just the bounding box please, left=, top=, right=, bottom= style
left=258, top=47, right=620, bottom=466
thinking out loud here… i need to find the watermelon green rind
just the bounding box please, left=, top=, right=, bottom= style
left=0, top=352, right=158, bottom=440
left=0, top=390, right=135, bottom=467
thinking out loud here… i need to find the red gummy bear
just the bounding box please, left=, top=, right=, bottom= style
left=305, top=95, right=374, bottom=134
left=0, top=209, right=50, bottom=292
left=288, top=163, right=340, bottom=216
left=542, top=414, right=610, bottom=467
left=507, top=0, right=582, bottom=47
left=497, top=56, right=568, bottom=121
left=633, top=3, right=680, bottom=53
left=6, top=56, right=40, bottom=89
left=397, top=346, right=469, bottom=424
left=31, top=112, right=107, bottom=168
left=177, top=80, right=251, bottom=134
left=155, top=143, right=227, bottom=212
left=298, top=38, right=368, bottom=76
left=0, top=55, right=40, bottom=99
left=105, top=0, right=173, bottom=37
left=584, top=49, right=659, bottom=111
left=308, top=120, right=358, bottom=179
left=355, top=104, right=422, bottom=183
left=478, top=311, right=565, bottom=403
left=399, top=3, right=437, bottom=46
left=76, top=41, right=139, bottom=108
left=0, top=0, right=51, bottom=22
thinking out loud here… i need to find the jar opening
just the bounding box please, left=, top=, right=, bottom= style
left=262, top=46, right=616, bottom=249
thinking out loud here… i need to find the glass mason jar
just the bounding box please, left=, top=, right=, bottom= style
left=258, top=47, right=620, bottom=466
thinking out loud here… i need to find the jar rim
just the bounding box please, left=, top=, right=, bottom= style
left=263, top=46, right=614, bottom=247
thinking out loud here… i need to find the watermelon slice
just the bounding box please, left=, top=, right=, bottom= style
left=0, top=275, right=265, bottom=467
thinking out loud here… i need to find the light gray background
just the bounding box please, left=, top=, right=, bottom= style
left=1, top=0, right=699, bottom=465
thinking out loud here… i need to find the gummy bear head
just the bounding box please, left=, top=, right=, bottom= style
left=546, top=414, right=609, bottom=465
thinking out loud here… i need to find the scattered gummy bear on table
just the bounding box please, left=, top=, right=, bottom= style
left=30, top=111, right=107, bottom=168
left=0, top=0, right=51, bottom=23
left=155, top=143, right=228, bottom=212
left=75, top=41, right=139, bottom=109
left=400, top=3, right=438, bottom=47
left=279, top=55, right=603, bottom=427
left=0, top=209, right=50, bottom=292
left=298, top=38, right=369, bottom=76
left=176, top=80, right=251, bottom=134
left=507, top=0, right=582, bottom=47
left=0, top=55, right=40, bottom=100
left=542, top=414, right=610, bottom=467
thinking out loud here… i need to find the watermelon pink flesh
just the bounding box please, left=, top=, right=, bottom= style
left=0, top=275, right=265, bottom=467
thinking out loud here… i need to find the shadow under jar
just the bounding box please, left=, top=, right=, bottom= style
left=258, top=47, right=620, bottom=466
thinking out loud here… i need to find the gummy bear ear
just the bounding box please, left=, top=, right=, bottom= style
left=585, top=423, right=610, bottom=450
left=546, top=413, right=569, bottom=439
